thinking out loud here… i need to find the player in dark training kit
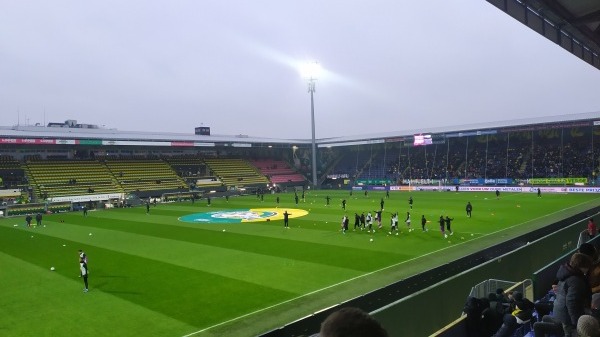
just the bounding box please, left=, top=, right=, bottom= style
left=444, top=216, right=454, bottom=235
left=283, top=211, right=291, bottom=228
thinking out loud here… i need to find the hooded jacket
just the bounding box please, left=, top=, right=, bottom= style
left=553, top=263, right=591, bottom=326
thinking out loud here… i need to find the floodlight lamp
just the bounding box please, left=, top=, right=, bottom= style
left=300, top=61, right=321, bottom=81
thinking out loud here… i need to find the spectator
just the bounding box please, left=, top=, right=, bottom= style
left=577, top=315, right=600, bottom=337
left=535, top=280, right=559, bottom=318
left=592, top=293, right=600, bottom=320
left=481, top=293, right=504, bottom=336
left=553, top=253, right=593, bottom=337
left=580, top=243, right=598, bottom=261
left=492, top=297, right=534, bottom=337
left=589, top=218, right=598, bottom=239
left=464, top=296, right=489, bottom=337
left=318, top=307, right=388, bottom=337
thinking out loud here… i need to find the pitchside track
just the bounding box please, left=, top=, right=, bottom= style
left=1, top=190, right=599, bottom=336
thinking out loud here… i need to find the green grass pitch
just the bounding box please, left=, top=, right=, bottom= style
left=1, top=190, right=599, bottom=336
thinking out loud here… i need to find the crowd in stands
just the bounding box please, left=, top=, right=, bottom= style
left=463, top=240, right=600, bottom=337
left=2, top=128, right=600, bottom=193
left=326, top=129, right=600, bottom=183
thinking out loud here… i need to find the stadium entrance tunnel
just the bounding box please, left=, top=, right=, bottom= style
left=178, top=208, right=308, bottom=224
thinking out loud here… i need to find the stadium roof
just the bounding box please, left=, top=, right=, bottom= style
left=1, top=111, right=598, bottom=148
left=488, top=0, right=600, bottom=71
left=0, top=124, right=312, bottom=146
left=318, top=110, right=600, bottom=146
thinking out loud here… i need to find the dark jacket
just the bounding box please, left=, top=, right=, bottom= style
left=553, top=263, right=591, bottom=327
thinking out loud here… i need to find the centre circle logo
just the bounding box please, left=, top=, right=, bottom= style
left=178, top=208, right=308, bottom=224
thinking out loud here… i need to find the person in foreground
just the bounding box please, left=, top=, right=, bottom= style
left=553, top=252, right=593, bottom=337
left=577, top=315, right=600, bottom=337
left=318, top=307, right=389, bottom=337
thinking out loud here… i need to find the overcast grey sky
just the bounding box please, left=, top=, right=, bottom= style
left=1, top=0, right=599, bottom=139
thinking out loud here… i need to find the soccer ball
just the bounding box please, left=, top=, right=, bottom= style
left=50, top=267, right=55, bottom=271
left=370, top=238, right=373, bottom=242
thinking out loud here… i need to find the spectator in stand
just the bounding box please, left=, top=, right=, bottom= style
left=492, top=297, right=535, bottom=337
left=580, top=243, right=598, bottom=260
left=534, top=280, right=559, bottom=318
left=586, top=252, right=600, bottom=294
left=589, top=218, right=598, bottom=239
left=553, top=252, right=594, bottom=337
left=591, top=293, right=600, bottom=321
left=577, top=315, right=600, bottom=337
left=533, top=243, right=600, bottom=337
left=481, top=292, right=505, bottom=336
left=318, top=307, right=388, bottom=337
left=533, top=281, right=563, bottom=337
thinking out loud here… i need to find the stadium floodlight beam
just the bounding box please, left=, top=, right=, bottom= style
left=300, top=61, right=322, bottom=189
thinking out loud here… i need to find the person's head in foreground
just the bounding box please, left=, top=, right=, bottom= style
left=320, top=307, right=389, bottom=337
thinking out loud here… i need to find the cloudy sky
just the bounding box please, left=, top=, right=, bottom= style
left=1, top=0, right=599, bottom=139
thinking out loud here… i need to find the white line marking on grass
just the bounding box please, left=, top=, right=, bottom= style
left=181, top=198, right=599, bottom=337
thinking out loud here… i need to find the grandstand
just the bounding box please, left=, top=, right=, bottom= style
left=204, top=158, right=269, bottom=187
left=250, top=159, right=306, bottom=184
left=24, top=159, right=123, bottom=199
left=103, top=158, right=187, bottom=194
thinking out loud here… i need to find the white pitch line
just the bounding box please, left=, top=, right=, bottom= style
left=181, top=198, right=599, bottom=337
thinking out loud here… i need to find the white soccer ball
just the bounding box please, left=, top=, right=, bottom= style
left=370, top=238, right=373, bottom=242
left=50, top=267, right=55, bottom=271
left=222, top=229, right=226, bottom=232
left=89, top=233, right=92, bottom=236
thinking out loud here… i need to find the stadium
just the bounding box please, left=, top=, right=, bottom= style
left=1, top=1, right=600, bottom=337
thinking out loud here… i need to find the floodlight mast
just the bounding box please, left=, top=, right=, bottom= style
left=309, top=79, right=317, bottom=188
left=303, top=61, right=320, bottom=189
